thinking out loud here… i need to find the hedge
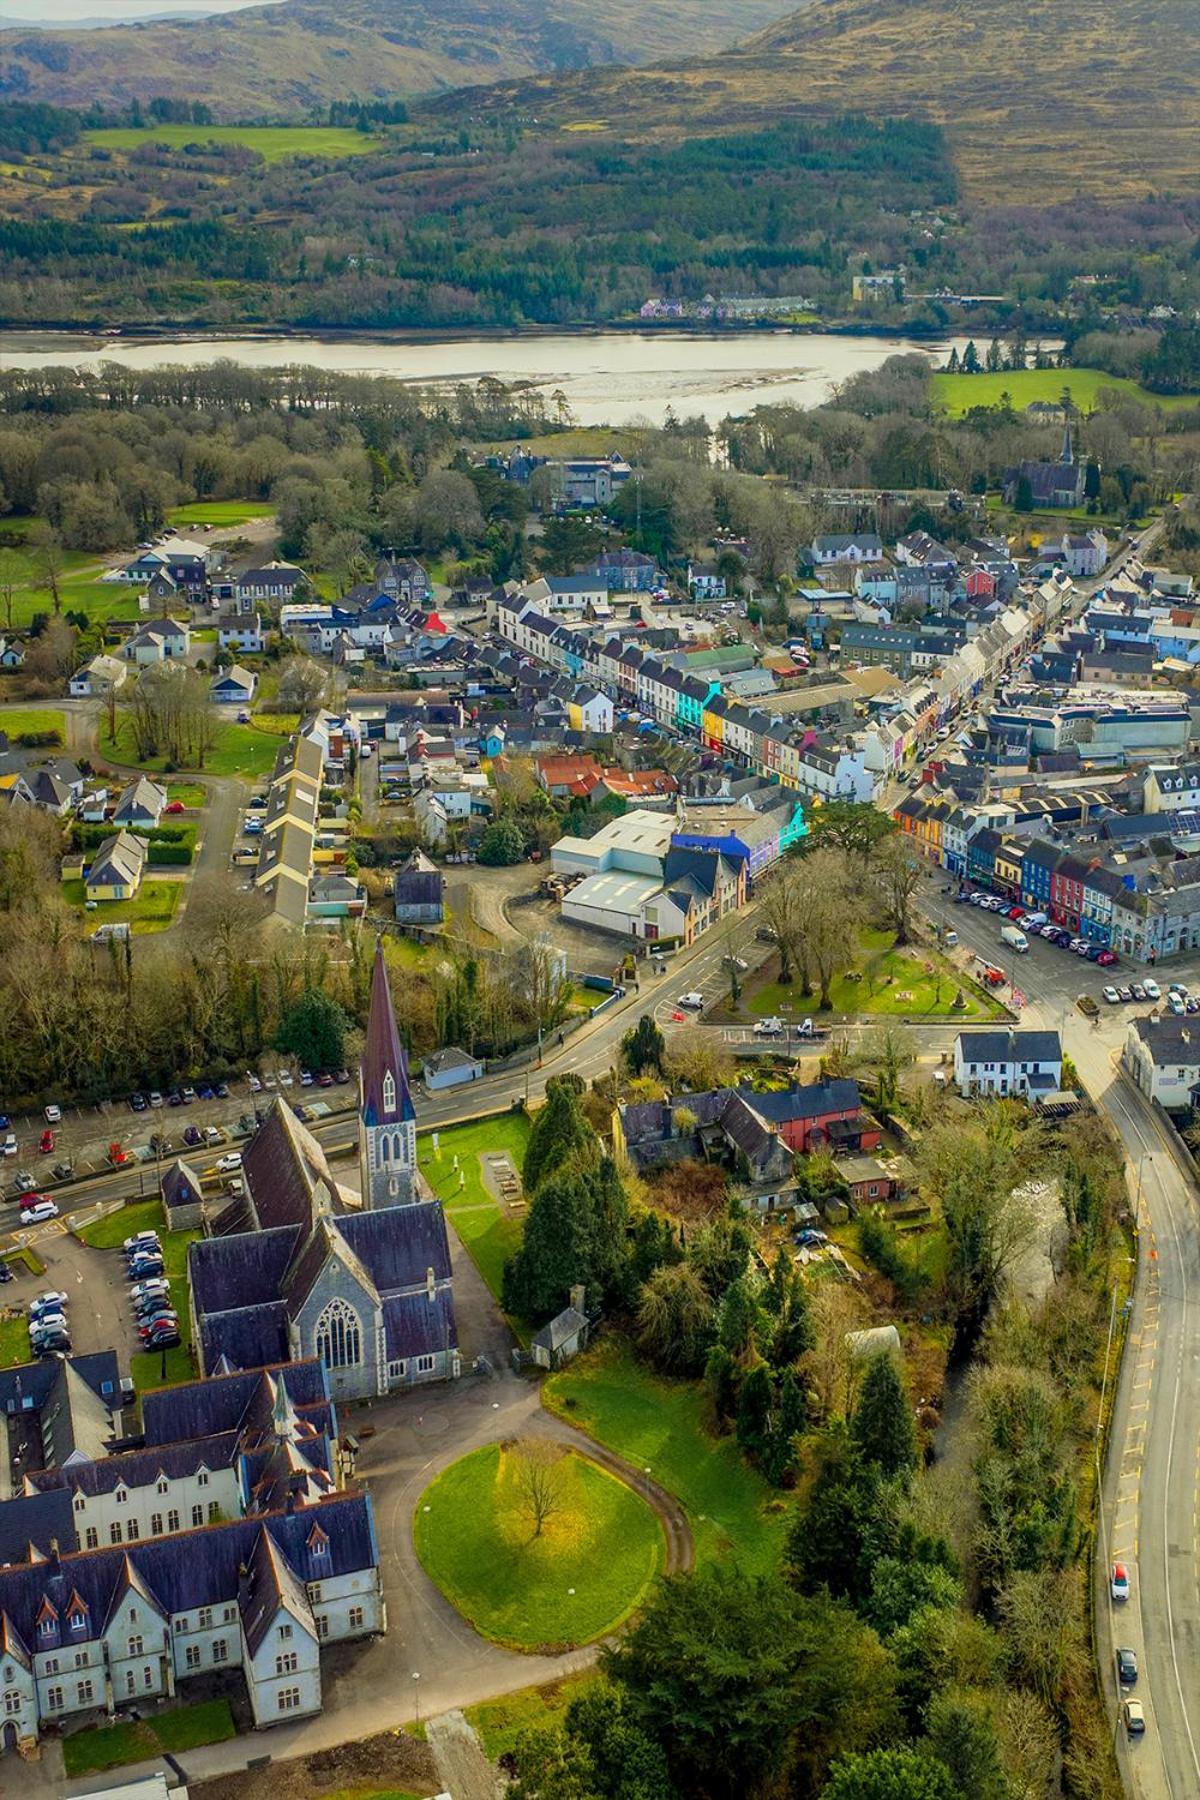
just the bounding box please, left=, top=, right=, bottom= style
left=146, top=845, right=193, bottom=866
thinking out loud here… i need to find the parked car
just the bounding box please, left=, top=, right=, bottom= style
left=754, top=1017, right=783, bottom=1036
left=1103, top=986, right=1121, bottom=1004
left=31, top=1331, right=71, bottom=1355
left=0, top=1134, right=14, bottom=1158
left=335, top=1070, right=351, bottom=1084
left=1097, top=949, right=1118, bottom=966
left=678, top=992, right=705, bottom=1009
left=164, top=800, right=186, bottom=815
left=1117, top=986, right=1134, bottom=1003
left=182, top=1124, right=202, bottom=1147
left=1143, top=978, right=1161, bottom=1001
left=149, top=1091, right=164, bottom=1108
left=145, top=1329, right=181, bottom=1350
left=130, top=1278, right=170, bottom=1301
left=19, top=1198, right=58, bottom=1225
left=1168, top=993, right=1187, bottom=1015
left=216, top=1152, right=242, bottom=1174
left=246, top=1072, right=262, bottom=1093
left=129, top=1091, right=148, bottom=1112
left=1116, top=1647, right=1138, bottom=1686
left=124, top=1230, right=160, bottom=1254
left=30, top=1308, right=66, bottom=1334
left=50, top=1161, right=73, bottom=1182
left=1111, top=1562, right=1130, bottom=1601
left=214, top=1081, right=230, bottom=1099
left=299, top=1070, right=314, bottom=1087
left=30, top=1290, right=68, bottom=1313
left=0, top=1262, right=12, bottom=1284
left=1131, top=984, right=1147, bottom=1002
left=38, top=1129, right=54, bottom=1154
left=43, top=1105, right=61, bottom=1125
left=14, top=1170, right=35, bottom=1193
left=1123, top=1699, right=1146, bottom=1738
left=181, top=1086, right=197, bottom=1104
left=204, top=1125, right=223, bottom=1145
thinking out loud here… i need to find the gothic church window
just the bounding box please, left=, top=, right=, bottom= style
left=315, top=1297, right=361, bottom=1369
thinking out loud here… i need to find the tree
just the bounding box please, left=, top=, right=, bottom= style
left=763, top=1368, right=806, bottom=1485
left=508, top=1682, right=675, bottom=1800
left=479, top=817, right=525, bottom=865
left=1014, top=475, right=1034, bottom=513
left=502, top=1170, right=594, bottom=1321
left=919, top=1110, right=1035, bottom=1341
left=275, top=988, right=351, bottom=1072
left=805, top=800, right=895, bottom=869
left=275, top=655, right=328, bottom=715
left=412, top=468, right=485, bottom=553
left=962, top=340, right=981, bottom=375
left=0, top=546, right=21, bottom=631
left=853, top=1353, right=917, bottom=1479
left=524, top=1077, right=594, bottom=1193
left=30, top=522, right=65, bottom=612
left=621, top=1013, right=665, bottom=1077
left=635, top=1263, right=714, bottom=1374
left=735, top=1362, right=773, bottom=1460
left=538, top=515, right=604, bottom=574
left=705, top=1342, right=739, bottom=1426
left=822, top=1748, right=956, bottom=1800
left=511, top=1436, right=566, bottom=1539
left=925, top=1689, right=1012, bottom=1800
left=871, top=832, right=923, bottom=943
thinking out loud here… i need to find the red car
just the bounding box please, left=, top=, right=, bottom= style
left=107, top=1143, right=132, bottom=1167
left=38, top=1130, right=54, bottom=1154
left=981, top=967, right=1006, bottom=987
left=164, top=800, right=186, bottom=814
left=1097, top=949, right=1118, bottom=966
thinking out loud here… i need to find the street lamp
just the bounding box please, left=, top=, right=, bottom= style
left=412, top=1672, right=421, bottom=1726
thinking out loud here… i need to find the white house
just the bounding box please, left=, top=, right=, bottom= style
left=811, top=533, right=884, bottom=567
left=1123, top=1015, right=1200, bottom=1109
left=1060, top=530, right=1109, bottom=578
left=218, top=613, right=265, bottom=654
left=70, top=654, right=128, bottom=698
left=423, top=1047, right=486, bottom=1092
left=952, top=1028, right=1063, bottom=1098
left=123, top=619, right=190, bottom=666
left=211, top=665, right=257, bottom=707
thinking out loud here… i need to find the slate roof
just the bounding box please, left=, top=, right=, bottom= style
left=531, top=1306, right=587, bottom=1356
left=338, top=1202, right=452, bottom=1294
left=382, top=1290, right=458, bottom=1361
left=748, top=1078, right=862, bottom=1123
left=0, top=1489, right=76, bottom=1565
left=360, top=938, right=416, bottom=1128
left=198, top=1301, right=291, bottom=1376
left=140, top=1360, right=328, bottom=1447
left=955, top=1029, right=1062, bottom=1064
left=189, top=1225, right=300, bottom=1316
left=243, top=1102, right=341, bottom=1235
left=1131, top=1015, right=1200, bottom=1068
left=0, top=1352, right=120, bottom=1419
left=40, top=1361, right=117, bottom=1470
left=30, top=1433, right=237, bottom=1498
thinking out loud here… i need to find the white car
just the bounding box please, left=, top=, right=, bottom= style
left=30, top=1290, right=68, bottom=1311
left=204, top=1125, right=223, bottom=1145
left=1, top=1134, right=15, bottom=1158
left=1168, top=993, right=1187, bottom=1015
left=216, top=1152, right=242, bottom=1174
left=754, top=1017, right=783, bottom=1036
left=124, top=1230, right=160, bottom=1254
left=278, top=1070, right=293, bottom=1088
left=130, top=1278, right=170, bottom=1301
left=678, top=992, right=705, bottom=1010
left=1143, top=978, right=1161, bottom=1001
left=1103, top=985, right=1121, bottom=1005
left=43, top=1105, right=62, bottom=1125
left=246, top=1072, right=262, bottom=1093
left=19, top=1199, right=58, bottom=1225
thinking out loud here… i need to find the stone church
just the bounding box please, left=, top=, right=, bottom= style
left=188, top=942, right=459, bottom=1400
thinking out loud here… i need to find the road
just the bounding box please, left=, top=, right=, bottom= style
left=916, top=875, right=1200, bottom=1799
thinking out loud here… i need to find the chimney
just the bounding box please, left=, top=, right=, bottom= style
left=48, top=1538, right=60, bottom=1571
left=569, top=1285, right=586, bottom=1315
left=426, top=1265, right=435, bottom=1301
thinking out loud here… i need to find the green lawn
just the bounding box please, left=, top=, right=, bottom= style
left=0, top=1313, right=30, bottom=1369
left=85, top=125, right=383, bottom=163
left=464, top=1673, right=597, bottom=1762
left=168, top=498, right=276, bottom=528
left=749, top=928, right=1002, bottom=1019
left=933, top=366, right=1196, bottom=417
left=80, top=1199, right=199, bottom=1391
left=164, top=781, right=208, bottom=808
left=418, top=1113, right=531, bottom=1305
left=414, top=1443, right=664, bottom=1651
left=0, top=706, right=65, bottom=742
left=543, top=1339, right=786, bottom=1575
left=62, top=877, right=183, bottom=934
left=63, top=1698, right=234, bottom=1777
left=102, top=716, right=283, bottom=780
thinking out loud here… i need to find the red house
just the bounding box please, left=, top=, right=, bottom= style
left=1050, top=854, right=1089, bottom=934
left=751, top=1079, right=880, bottom=1155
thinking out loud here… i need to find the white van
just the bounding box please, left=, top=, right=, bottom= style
left=1000, top=924, right=1029, bottom=953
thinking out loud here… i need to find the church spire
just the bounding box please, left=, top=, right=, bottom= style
left=271, top=1371, right=299, bottom=1444
left=360, top=937, right=415, bottom=1129
left=1061, top=418, right=1074, bottom=465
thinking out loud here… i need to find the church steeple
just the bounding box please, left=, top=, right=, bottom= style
left=1061, top=419, right=1074, bottom=465
left=359, top=938, right=417, bottom=1208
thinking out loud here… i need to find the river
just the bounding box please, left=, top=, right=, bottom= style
left=0, top=329, right=970, bottom=428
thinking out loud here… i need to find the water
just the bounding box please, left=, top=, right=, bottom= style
left=0, top=328, right=970, bottom=427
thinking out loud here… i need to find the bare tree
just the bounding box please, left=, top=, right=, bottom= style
left=275, top=655, right=328, bottom=717
left=510, top=1437, right=565, bottom=1540
left=871, top=831, right=924, bottom=943
left=30, top=522, right=65, bottom=613
left=0, top=546, right=20, bottom=632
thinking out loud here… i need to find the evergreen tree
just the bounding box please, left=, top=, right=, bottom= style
left=717, top=1276, right=760, bottom=1357
left=621, top=1013, right=665, bottom=1076
left=524, top=1077, right=594, bottom=1193
left=274, top=988, right=350, bottom=1071
left=705, top=1342, right=740, bottom=1428
left=853, top=1353, right=918, bottom=1479
left=763, top=1248, right=815, bottom=1366
left=1084, top=459, right=1102, bottom=500
left=925, top=1690, right=1011, bottom=1800
left=502, top=1171, right=593, bottom=1321
left=736, top=1363, right=773, bottom=1460
left=822, top=1748, right=956, bottom=1800
left=1014, top=474, right=1034, bottom=512
left=985, top=337, right=1003, bottom=373
left=945, top=346, right=960, bottom=373
left=763, top=1368, right=806, bottom=1486
left=962, top=340, right=981, bottom=374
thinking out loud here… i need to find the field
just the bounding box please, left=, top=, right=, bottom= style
left=0, top=1312, right=29, bottom=1369
left=79, top=1199, right=199, bottom=1390
left=84, top=126, right=383, bottom=164
left=418, top=1113, right=530, bottom=1308
left=62, top=1697, right=235, bottom=1777
left=413, top=1442, right=664, bottom=1650
left=0, top=707, right=66, bottom=742
left=62, top=878, right=183, bottom=935
left=101, top=717, right=283, bottom=780
left=749, top=928, right=1003, bottom=1020
left=933, top=367, right=1197, bottom=418
left=543, top=1338, right=786, bottom=1575
left=167, top=498, right=277, bottom=528
left=464, top=1673, right=596, bottom=1761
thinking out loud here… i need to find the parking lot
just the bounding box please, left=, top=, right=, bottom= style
left=0, top=1217, right=133, bottom=1387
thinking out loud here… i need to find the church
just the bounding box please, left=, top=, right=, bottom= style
left=1002, top=421, right=1089, bottom=510
left=188, top=941, right=459, bottom=1401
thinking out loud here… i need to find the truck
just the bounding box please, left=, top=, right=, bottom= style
left=1000, top=924, right=1029, bottom=953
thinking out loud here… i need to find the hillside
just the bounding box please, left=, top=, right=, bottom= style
left=0, top=0, right=792, bottom=117
left=454, top=0, right=1200, bottom=204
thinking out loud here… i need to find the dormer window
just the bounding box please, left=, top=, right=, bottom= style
left=73, top=1494, right=85, bottom=1513
left=383, top=1071, right=396, bottom=1115
left=306, top=1524, right=329, bottom=1560
left=156, top=1478, right=169, bottom=1495
left=68, top=1610, right=87, bottom=1634
left=115, top=1487, right=127, bottom=1506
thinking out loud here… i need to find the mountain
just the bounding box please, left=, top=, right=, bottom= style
left=0, top=0, right=793, bottom=116
left=452, top=0, right=1200, bottom=205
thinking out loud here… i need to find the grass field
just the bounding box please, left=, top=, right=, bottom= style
left=933, top=366, right=1196, bottom=417
left=63, top=1698, right=234, bottom=1777
left=464, top=1673, right=596, bottom=1762
left=0, top=1313, right=29, bottom=1369
left=418, top=1113, right=530, bottom=1307
left=168, top=498, right=276, bottom=528
left=84, top=126, right=382, bottom=164
left=62, top=878, right=183, bottom=935
left=414, top=1443, right=664, bottom=1650
left=749, top=928, right=1002, bottom=1019
left=164, top=781, right=208, bottom=808
left=80, top=1198, right=199, bottom=1390
left=543, top=1339, right=786, bottom=1575
left=102, top=717, right=283, bottom=780
left=0, top=706, right=66, bottom=742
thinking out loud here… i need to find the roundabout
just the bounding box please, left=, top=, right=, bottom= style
left=413, top=1438, right=666, bottom=1652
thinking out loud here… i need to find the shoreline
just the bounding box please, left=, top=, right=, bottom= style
left=0, top=319, right=950, bottom=350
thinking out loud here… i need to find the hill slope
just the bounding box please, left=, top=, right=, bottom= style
left=0, top=0, right=793, bottom=116
left=455, top=0, right=1200, bottom=204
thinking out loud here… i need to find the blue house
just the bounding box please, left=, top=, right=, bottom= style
left=967, top=826, right=1001, bottom=891
left=1019, top=838, right=1059, bottom=911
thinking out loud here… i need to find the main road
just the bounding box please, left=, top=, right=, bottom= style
left=917, top=878, right=1200, bottom=1799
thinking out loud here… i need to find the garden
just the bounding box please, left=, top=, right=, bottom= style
left=748, top=928, right=1004, bottom=1020
left=417, top=1113, right=530, bottom=1309
left=413, top=1440, right=664, bottom=1650
left=61, top=877, right=184, bottom=935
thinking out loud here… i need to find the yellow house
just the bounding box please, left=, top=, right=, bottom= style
left=85, top=830, right=146, bottom=902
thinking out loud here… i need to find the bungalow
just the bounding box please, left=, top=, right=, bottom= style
left=211, top=664, right=258, bottom=707
left=0, top=637, right=23, bottom=669
left=86, top=830, right=147, bottom=902
left=307, top=871, right=367, bottom=920
left=69, top=653, right=128, bottom=698
left=123, top=618, right=190, bottom=666
left=952, top=1029, right=1063, bottom=1099
left=423, top=1047, right=485, bottom=1092
left=811, top=533, right=883, bottom=567
left=112, top=776, right=167, bottom=830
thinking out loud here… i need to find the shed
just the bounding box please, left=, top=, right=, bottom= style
left=531, top=1285, right=590, bottom=1370
left=423, top=1047, right=485, bottom=1092
left=846, top=1324, right=902, bottom=1360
